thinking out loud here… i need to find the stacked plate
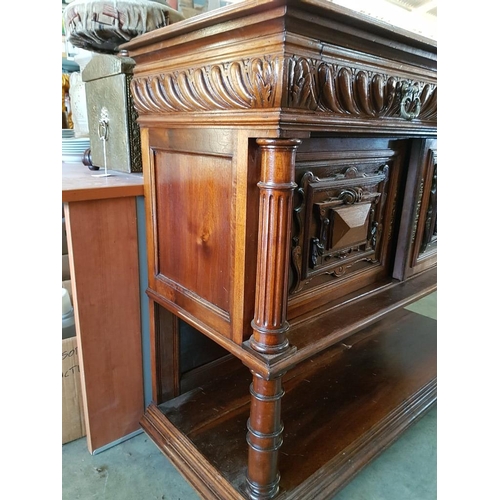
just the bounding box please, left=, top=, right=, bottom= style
left=62, top=131, right=90, bottom=162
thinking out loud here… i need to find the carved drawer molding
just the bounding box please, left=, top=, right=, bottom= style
left=130, top=55, right=436, bottom=122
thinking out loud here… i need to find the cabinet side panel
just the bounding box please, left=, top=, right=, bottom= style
left=154, top=150, right=232, bottom=314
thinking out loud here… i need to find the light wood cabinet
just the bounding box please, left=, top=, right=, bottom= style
left=62, top=163, right=146, bottom=453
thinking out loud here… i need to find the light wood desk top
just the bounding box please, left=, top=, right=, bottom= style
left=62, top=162, right=144, bottom=203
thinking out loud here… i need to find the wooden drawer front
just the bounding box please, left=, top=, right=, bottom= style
left=289, top=138, right=405, bottom=315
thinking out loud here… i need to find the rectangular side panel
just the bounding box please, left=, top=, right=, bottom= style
left=144, top=128, right=264, bottom=344
left=144, top=128, right=238, bottom=341
left=155, top=149, right=232, bottom=312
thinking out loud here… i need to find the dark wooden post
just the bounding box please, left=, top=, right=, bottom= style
left=246, top=138, right=301, bottom=500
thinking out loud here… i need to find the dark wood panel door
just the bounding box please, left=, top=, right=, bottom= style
left=288, top=137, right=409, bottom=318
left=394, top=138, right=437, bottom=280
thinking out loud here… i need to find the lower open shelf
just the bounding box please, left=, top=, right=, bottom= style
left=141, top=306, right=437, bottom=499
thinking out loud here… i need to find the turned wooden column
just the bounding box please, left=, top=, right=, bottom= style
left=246, top=138, right=301, bottom=500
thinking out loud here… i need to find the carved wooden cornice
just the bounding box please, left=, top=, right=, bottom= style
left=131, top=55, right=437, bottom=122
left=288, top=58, right=436, bottom=120
left=131, top=57, right=282, bottom=113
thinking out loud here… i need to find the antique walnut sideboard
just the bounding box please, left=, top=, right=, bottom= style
left=122, top=1, right=437, bottom=498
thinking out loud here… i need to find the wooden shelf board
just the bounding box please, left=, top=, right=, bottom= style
left=149, top=267, right=436, bottom=379
left=141, top=306, right=437, bottom=499
left=280, top=266, right=437, bottom=373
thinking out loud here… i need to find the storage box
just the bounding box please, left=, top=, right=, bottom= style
left=62, top=336, right=86, bottom=444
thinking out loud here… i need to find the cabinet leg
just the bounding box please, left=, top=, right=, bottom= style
left=151, top=302, right=180, bottom=404
left=246, top=372, right=285, bottom=500
left=245, top=138, right=301, bottom=499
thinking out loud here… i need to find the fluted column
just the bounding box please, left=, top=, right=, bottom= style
left=249, top=138, right=301, bottom=355
left=246, top=138, right=301, bottom=500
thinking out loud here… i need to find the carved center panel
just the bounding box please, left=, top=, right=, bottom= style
left=300, top=165, right=388, bottom=280
left=289, top=139, right=404, bottom=302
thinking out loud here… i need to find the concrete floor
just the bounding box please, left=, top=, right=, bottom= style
left=62, top=293, right=437, bottom=500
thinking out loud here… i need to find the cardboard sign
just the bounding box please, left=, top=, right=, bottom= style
left=62, top=336, right=86, bottom=444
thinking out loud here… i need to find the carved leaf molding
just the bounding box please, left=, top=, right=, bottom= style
left=131, top=55, right=437, bottom=120
left=131, top=57, right=282, bottom=114
left=288, top=58, right=436, bottom=120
